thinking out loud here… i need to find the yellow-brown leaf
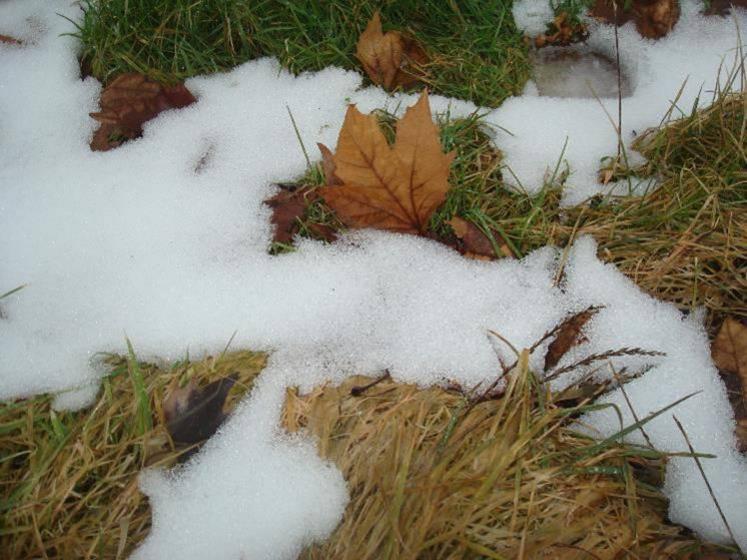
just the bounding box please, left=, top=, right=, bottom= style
left=356, top=12, right=427, bottom=90
left=319, top=91, right=454, bottom=235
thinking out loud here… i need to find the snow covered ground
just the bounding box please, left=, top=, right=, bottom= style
left=1, top=0, right=746, bottom=557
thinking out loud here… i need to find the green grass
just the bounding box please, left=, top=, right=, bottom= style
left=73, top=0, right=531, bottom=107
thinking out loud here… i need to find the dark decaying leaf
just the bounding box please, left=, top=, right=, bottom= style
left=0, top=34, right=22, bottom=45
left=90, top=73, right=196, bottom=151
left=589, top=0, right=679, bottom=40
left=264, top=186, right=337, bottom=245
left=711, top=318, right=747, bottom=452
left=544, top=307, right=600, bottom=371
left=164, top=374, right=237, bottom=445
left=448, top=217, right=513, bottom=260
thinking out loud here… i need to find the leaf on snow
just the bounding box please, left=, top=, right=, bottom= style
left=712, top=318, right=747, bottom=452
left=356, top=11, right=428, bottom=90
left=544, top=307, right=600, bottom=371
left=0, top=34, right=22, bottom=45
left=319, top=90, right=454, bottom=236
left=163, top=374, right=237, bottom=446
left=90, top=73, right=196, bottom=151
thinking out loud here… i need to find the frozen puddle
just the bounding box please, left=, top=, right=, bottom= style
left=530, top=45, right=633, bottom=99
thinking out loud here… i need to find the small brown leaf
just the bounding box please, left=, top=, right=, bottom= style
left=0, top=34, right=22, bottom=45
left=712, top=318, right=747, bottom=402
left=90, top=73, right=196, bottom=151
left=448, top=217, right=513, bottom=260
left=320, top=90, right=454, bottom=236
left=544, top=308, right=599, bottom=371
left=264, top=186, right=337, bottom=245
left=356, top=11, right=428, bottom=90
left=589, top=0, right=679, bottom=39
left=163, top=374, right=237, bottom=446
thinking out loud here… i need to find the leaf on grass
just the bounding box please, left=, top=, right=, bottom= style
left=264, top=185, right=337, bottom=245
left=448, top=217, right=513, bottom=260
left=356, top=11, right=428, bottom=90
left=319, top=90, right=454, bottom=235
left=90, top=73, right=196, bottom=151
left=544, top=308, right=599, bottom=371
left=164, top=374, right=237, bottom=445
left=589, top=0, right=679, bottom=39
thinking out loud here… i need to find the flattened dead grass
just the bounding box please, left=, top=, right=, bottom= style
left=283, top=354, right=732, bottom=560
left=0, top=350, right=265, bottom=559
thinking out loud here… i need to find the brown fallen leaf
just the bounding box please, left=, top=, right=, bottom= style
left=711, top=318, right=747, bottom=452
left=264, top=185, right=338, bottom=245
left=544, top=307, right=600, bottom=371
left=319, top=90, right=454, bottom=236
left=589, top=0, right=679, bottom=39
left=356, top=11, right=428, bottom=90
left=317, top=142, right=343, bottom=186
left=533, top=12, right=589, bottom=48
left=90, top=73, right=196, bottom=151
left=448, top=217, right=513, bottom=260
left=0, top=34, right=22, bottom=45
left=164, top=374, right=237, bottom=446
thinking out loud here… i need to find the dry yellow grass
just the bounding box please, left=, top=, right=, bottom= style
left=283, top=353, right=732, bottom=560
left=0, top=350, right=266, bottom=559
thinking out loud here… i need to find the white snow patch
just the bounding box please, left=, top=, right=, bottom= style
left=512, top=0, right=554, bottom=37
left=1, top=0, right=747, bottom=556
left=496, top=1, right=747, bottom=204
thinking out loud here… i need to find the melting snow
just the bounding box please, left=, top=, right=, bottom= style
left=1, top=0, right=746, bottom=557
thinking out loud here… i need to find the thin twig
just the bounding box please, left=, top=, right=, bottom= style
left=545, top=347, right=665, bottom=383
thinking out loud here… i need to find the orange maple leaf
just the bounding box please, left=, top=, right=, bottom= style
left=319, top=91, right=454, bottom=236
left=356, top=11, right=428, bottom=90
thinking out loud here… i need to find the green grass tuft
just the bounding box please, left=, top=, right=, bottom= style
left=73, top=0, right=531, bottom=107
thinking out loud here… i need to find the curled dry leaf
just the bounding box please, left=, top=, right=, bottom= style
left=163, top=374, right=237, bottom=446
left=712, top=318, right=747, bottom=452
left=356, top=11, right=428, bottom=90
left=90, top=73, right=196, bottom=151
left=448, top=217, right=513, bottom=260
left=544, top=307, right=600, bottom=371
left=319, top=90, right=454, bottom=236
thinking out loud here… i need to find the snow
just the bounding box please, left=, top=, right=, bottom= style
left=512, top=0, right=555, bottom=37
left=494, top=1, right=747, bottom=204
left=1, top=0, right=746, bottom=557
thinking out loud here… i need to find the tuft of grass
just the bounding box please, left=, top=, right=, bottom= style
left=0, top=350, right=265, bottom=559
left=283, top=353, right=732, bottom=559
left=73, top=0, right=531, bottom=107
